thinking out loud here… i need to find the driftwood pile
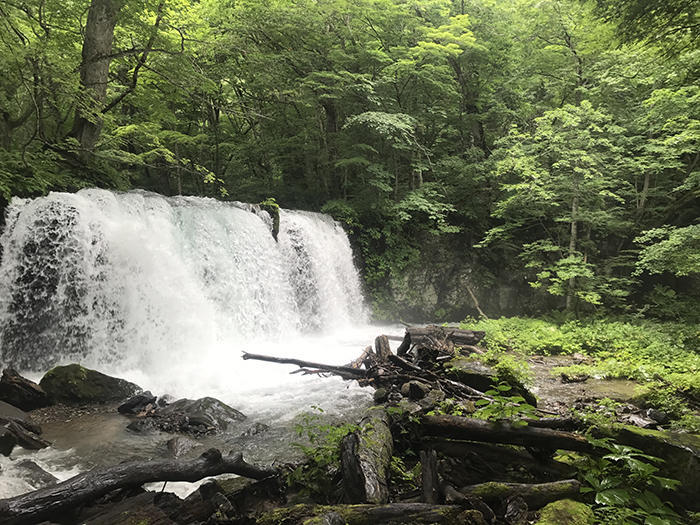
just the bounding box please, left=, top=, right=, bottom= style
left=241, top=325, right=598, bottom=524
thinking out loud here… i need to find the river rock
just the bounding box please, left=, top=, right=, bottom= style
left=0, top=368, right=50, bottom=410
left=239, top=422, right=270, bottom=438
left=0, top=400, right=49, bottom=455
left=15, top=459, right=59, bottom=488
left=158, top=397, right=246, bottom=430
left=129, top=397, right=246, bottom=435
left=400, top=380, right=431, bottom=400
left=166, top=436, right=200, bottom=457
left=118, top=391, right=157, bottom=415
left=39, top=364, right=141, bottom=404
left=0, top=399, right=30, bottom=422
left=0, top=425, right=17, bottom=456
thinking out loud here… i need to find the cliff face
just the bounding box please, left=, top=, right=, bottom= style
left=365, top=235, right=556, bottom=322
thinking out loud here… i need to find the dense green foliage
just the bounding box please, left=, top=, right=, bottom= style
left=0, top=0, right=697, bottom=317
left=462, top=316, right=700, bottom=430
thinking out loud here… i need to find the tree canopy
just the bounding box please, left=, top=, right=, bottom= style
left=0, top=0, right=697, bottom=318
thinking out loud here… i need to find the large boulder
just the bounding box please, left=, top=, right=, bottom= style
left=0, top=368, right=50, bottom=410
left=39, top=364, right=140, bottom=404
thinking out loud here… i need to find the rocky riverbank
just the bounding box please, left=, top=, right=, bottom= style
left=1, top=326, right=698, bottom=524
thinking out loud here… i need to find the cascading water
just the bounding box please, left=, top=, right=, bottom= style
left=0, top=189, right=377, bottom=418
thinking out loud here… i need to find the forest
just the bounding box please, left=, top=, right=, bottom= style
left=0, top=1, right=699, bottom=524
left=0, top=0, right=698, bottom=320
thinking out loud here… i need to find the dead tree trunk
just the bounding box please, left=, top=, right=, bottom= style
left=241, top=352, right=366, bottom=379
left=397, top=326, right=485, bottom=356
left=421, top=415, right=594, bottom=453
left=258, top=503, right=487, bottom=525
left=458, top=479, right=581, bottom=509
left=0, top=448, right=275, bottom=525
left=420, top=448, right=439, bottom=504
left=341, top=408, right=393, bottom=504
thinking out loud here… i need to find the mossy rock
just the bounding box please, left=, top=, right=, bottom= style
left=39, top=364, right=140, bottom=404
left=535, top=499, right=594, bottom=525
left=259, top=198, right=280, bottom=241
left=446, top=356, right=537, bottom=406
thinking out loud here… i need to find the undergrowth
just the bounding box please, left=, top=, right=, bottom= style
left=460, top=317, right=700, bottom=429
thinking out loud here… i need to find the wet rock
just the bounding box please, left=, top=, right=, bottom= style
left=130, top=397, right=246, bottom=436
left=39, top=364, right=141, bottom=404
left=0, top=425, right=17, bottom=455
left=0, top=400, right=49, bottom=455
left=387, top=391, right=403, bottom=404
left=3, top=419, right=51, bottom=450
left=0, top=368, right=50, bottom=410
left=15, top=459, right=59, bottom=488
left=240, top=422, right=270, bottom=438
left=166, top=436, right=199, bottom=457
left=157, top=394, right=175, bottom=407
left=126, top=418, right=159, bottom=433
left=118, top=391, right=157, bottom=415
left=0, top=400, right=30, bottom=422
left=158, top=397, right=246, bottom=431
left=400, top=380, right=431, bottom=400
left=419, top=389, right=446, bottom=411
left=373, top=388, right=388, bottom=404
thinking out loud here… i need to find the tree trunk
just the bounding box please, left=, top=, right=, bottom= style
left=0, top=448, right=274, bottom=525
left=70, top=0, right=123, bottom=155
left=421, top=415, right=594, bottom=453
left=257, top=503, right=487, bottom=525
left=566, top=193, right=579, bottom=310
left=458, top=479, right=581, bottom=510
left=341, top=408, right=393, bottom=504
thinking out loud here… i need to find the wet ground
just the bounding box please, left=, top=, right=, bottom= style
left=528, top=355, right=639, bottom=413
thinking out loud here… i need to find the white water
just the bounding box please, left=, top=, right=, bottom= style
left=0, top=189, right=380, bottom=417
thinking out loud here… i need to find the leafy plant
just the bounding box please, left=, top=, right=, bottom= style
left=473, top=383, right=537, bottom=427
left=287, top=406, right=359, bottom=502
left=576, top=437, right=682, bottom=524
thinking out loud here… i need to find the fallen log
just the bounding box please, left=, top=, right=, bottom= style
left=241, top=352, right=367, bottom=379
left=397, top=326, right=486, bottom=356
left=421, top=415, right=594, bottom=453
left=430, top=439, right=576, bottom=484
left=442, top=483, right=496, bottom=524
left=257, top=503, right=488, bottom=524
left=0, top=448, right=275, bottom=525
left=341, top=408, right=393, bottom=504
left=458, top=479, right=582, bottom=510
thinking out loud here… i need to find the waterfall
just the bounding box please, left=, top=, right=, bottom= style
left=0, top=189, right=371, bottom=407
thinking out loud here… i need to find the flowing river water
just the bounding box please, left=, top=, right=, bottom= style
left=0, top=189, right=391, bottom=497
